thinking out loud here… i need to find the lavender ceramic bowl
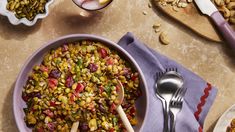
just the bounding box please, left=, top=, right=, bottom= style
left=13, top=34, right=149, bottom=132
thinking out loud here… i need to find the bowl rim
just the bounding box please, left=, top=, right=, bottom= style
left=13, top=34, right=149, bottom=131
left=72, top=0, right=113, bottom=11
left=0, top=0, right=54, bottom=26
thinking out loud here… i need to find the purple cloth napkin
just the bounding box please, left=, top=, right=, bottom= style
left=117, top=32, right=218, bottom=132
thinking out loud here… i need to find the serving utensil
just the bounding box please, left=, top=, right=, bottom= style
left=116, top=80, right=135, bottom=132
left=70, top=80, right=134, bottom=132
left=71, top=121, right=79, bottom=132
left=194, top=0, right=235, bottom=49
left=169, top=87, right=187, bottom=132
left=155, top=69, right=184, bottom=132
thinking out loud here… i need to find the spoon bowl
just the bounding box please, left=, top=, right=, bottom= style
left=116, top=80, right=135, bottom=132
left=156, top=71, right=184, bottom=100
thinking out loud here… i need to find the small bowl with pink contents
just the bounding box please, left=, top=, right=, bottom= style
left=72, top=0, right=113, bottom=11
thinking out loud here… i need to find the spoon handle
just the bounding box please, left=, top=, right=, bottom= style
left=70, top=121, right=79, bottom=132
left=163, top=100, right=169, bottom=132
left=170, top=112, right=176, bottom=132
left=116, top=105, right=135, bottom=132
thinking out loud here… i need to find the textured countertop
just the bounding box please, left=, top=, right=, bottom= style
left=0, top=0, right=235, bottom=131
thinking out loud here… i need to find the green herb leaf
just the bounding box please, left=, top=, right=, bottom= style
left=77, top=59, right=83, bottom=66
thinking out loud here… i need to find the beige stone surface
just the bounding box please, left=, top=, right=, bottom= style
left=0, top=0, right=234, bottom=131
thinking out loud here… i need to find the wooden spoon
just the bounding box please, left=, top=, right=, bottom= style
left=71, top=121, right=79, bottom=132
left=116, top=80, right=135, bottom=132
left=70, top=80, right=134, bottom=132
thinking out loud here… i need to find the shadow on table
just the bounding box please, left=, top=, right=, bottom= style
left=1, top=82, right=18, bottom=131
left=220, top=45, right=235, bottom=73
left=0, top=16, right=42, bottom=41
left=206, top=118, right=220, bottom=132
left=63, top=13, right=103, bottom=29
left=44, top=1, right=103, bottom=35
left=50, top=4, right=104, bottom=34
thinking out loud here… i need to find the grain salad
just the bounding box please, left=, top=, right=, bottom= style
left=22, top=40, right=141, bottom=132
left=227, top=118, right=235, bottom=132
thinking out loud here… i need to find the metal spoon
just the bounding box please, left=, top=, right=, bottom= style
left=116, top=80, right=135, bottom=132
left=155, top=71, right=184, bottom=132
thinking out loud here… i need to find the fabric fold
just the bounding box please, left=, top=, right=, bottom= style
left=117, top=32, right=218, bottom=132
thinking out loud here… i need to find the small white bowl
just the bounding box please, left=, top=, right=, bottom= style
left=0, top=0, right=54, bottom=26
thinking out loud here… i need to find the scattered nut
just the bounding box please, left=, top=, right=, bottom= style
left=148, top=3, right=152, bottom=8
left=230, top=10, right=235, bottom=16
left=159, top=32, right=170, bottom=45
left=229, top=17, right=235, bottom=24
left=177, top=2, right=188, bottom=8
left=213, top=0, right=235, bottom=25
left=142, top=11, right=148, bottom=15
left=225, top=0, right=231, bottom=4
left=156, top=0, right=192, bottom=9
left=6, top=0, right=49, bottom=21
left=155, top=28, right=161, bottom=33
left=227, top=2, right=235, bottom=9
left=219, top=6, right=231, bottom=17
left=166, top=0, right=175, bottom=3
left=215, top=0, right=225, bottom=6
left=172, top=6, right=179, bottom=11
left=153, top=22, right=161, bottom=29
left=153, top=22, right=161, bottom=33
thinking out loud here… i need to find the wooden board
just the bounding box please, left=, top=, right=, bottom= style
left=153, top=3, right=230, bottom=42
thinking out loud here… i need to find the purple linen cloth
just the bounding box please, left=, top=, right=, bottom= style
left=118, top=32, right=218, bottom=132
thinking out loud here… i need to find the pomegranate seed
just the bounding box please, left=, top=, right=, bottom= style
left=123, top=68, right=131, bottom=79
left=47, top=122, right=55, bottom=131
left=109, top=128, right=115, bottom=132
left=49, top=69, right=61, bottom=79
left=116, top=84, right=120, bottom=93
left=65, top=76, right=74, bottom=88
left=62, top=45, right=69, bottom=52
left=99, top=48, right=108, bottom=58
left=48, top=78, right=58, bottom=88
left=34, top=92, right=41, bottom=98
left=127, top=114, right=132, bottom=120
left=40, top=65, right=48, bottom=72
left=70, top=94, right=76, bottom=102
left=99, top=104, right=106, bottom=113
left=79, top=122, right=89, bottom=131
left=75, top=83, right=85, bottom=93
left=130, top=107, right=136, bottom=115
left=88, top=63, right=98, bottom=72
left=99, top=86, right=104, bottom=93
left=22, top=94, right=30, bottom=102
left=37, top=127, right=44, bottom=132
left=50, top=101, right=57, bottom=106
left=131, top=75, right=137, bottom=81
left=43, top=109, right=54, bottom=118
left=106, top=58, right=113, bottom=65
left=110, top=103, right=116, bottom=113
